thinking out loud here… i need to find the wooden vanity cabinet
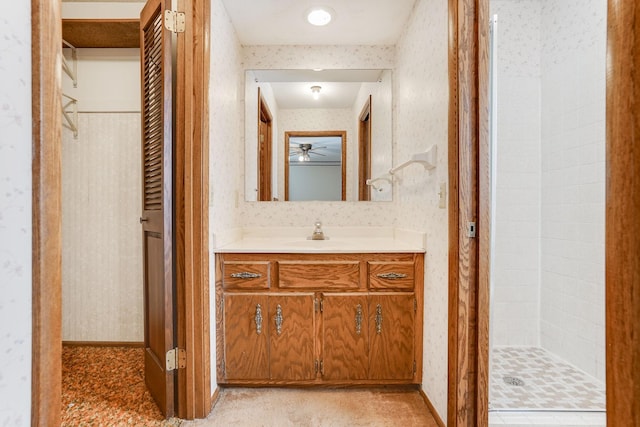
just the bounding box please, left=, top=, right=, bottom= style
left=216, top=252, right=424, bottom=386
left=321, top=293, right=369, bottom=380
left=223, top=293, right=269, bottom=380
left=223, top=292, right=315, bottom=381
left=368, top=293, right=416, bottom=380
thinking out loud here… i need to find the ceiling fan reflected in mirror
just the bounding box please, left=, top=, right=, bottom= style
left=289, top=143, right=327, bottom=162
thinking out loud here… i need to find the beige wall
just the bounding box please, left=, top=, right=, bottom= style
left=394, top=0, right=450, bottom=421
left=209, top=0, right=245, bottom=388
left=62, top=113, right=143, bottom=342
left=0, top=1, right=32, bottom=421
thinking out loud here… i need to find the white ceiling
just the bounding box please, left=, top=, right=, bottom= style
left=220, top=0, right=417, bottom=46
left=251, top=69, right=385, bottom=109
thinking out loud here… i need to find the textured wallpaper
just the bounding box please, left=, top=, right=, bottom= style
left=0, top=2, right=32, bottom=424
left=243, top=45, right=395, bottom=71
left=209, top=0, right=245, bottom=388
left=62, top=113, right=143, bottom=342
left=394, top=0, right=449, bottom=421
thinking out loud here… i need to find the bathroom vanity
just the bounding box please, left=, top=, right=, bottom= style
left=214, top=228, right=425, bottom=386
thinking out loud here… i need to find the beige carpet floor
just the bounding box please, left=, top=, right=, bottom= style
left=182, top=388, right=440, bottom=427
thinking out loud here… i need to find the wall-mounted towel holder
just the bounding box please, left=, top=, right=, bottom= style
left=366, top=145, right=437, bottom=190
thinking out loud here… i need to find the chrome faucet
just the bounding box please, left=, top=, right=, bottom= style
left=311, top=220, right=326, bottom=240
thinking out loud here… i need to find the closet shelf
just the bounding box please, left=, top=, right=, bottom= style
left=62, top=19, right=140, bottom=48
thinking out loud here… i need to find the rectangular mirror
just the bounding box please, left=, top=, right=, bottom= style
left=244, top=69, right=393, bottom=202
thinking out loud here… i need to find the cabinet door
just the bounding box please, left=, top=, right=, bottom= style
left=223, top=293, right=269, bottom=380
left=322, top=293, right=369, bottom=380
left=269, top=294, right=316, bottom=380
left=369, top=293, right=415, bottom=380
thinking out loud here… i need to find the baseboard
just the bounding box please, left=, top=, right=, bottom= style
left=62, top=341, right=144, bottom=348
left=419, top=388, right=446, bottom=427
left=210, top=386, right=221, bottom=410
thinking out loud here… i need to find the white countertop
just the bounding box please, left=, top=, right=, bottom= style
left=213, top=227, right=426, bottom=254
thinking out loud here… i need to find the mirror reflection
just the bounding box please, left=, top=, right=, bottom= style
left=285, top=132, right=346, bottom=201
left=244, top=69, right=393, bottom=202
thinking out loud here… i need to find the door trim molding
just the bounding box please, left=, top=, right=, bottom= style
left=31, top=0, right=62, bottom=425
left=447, top=0, right=481, bottom=424
left=174, top=0, right=211, bottom=418
left=605, top=0, right=640, bottom=422
left=30, top=0, right=211, bottom=421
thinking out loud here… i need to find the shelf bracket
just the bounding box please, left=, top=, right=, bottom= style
left=62, top=39, right=77, bottom=88
left=62, top=93, right=78, bottom=139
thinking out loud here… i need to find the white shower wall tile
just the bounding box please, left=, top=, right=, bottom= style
left=490, top=0, right=542, bottom=348
left=0, top=2, right=32, bottom=423
left=490, top=0, right=606, bottom=382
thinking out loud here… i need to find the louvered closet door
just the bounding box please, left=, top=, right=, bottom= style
left=140, top=0, right=175, bottom=417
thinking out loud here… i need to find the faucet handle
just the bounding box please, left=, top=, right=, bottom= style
left=311, top=220, right=325, bottom=240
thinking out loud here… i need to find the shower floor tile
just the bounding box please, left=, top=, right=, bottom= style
left=490, top=347, right=605, bottom=411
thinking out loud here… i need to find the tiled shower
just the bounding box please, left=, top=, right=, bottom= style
left=489, top=0, right=606, bottom=424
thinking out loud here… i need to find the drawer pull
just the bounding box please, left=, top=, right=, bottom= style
left=375, top=304, right=383, bottom=334
left=275, top=304, right=283, bottom=335
left=254, top=304, right=263, bottom=335
left=377, top=272, right=408, bottom=280
left=230, top=272, right=262, bottom=279
left=355, top=304, right=363, bottom=335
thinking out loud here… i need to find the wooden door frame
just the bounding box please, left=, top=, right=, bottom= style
left=257, top=88, right=273, bottom=201
left=358, top=95, right=372, bottom=201
left=284, top=130, right=347, bottom=201
left=604, top=0, right=640, bottom=422
left=30, top=0, right=211, bottom=422
left=448, top=0, right=640, bottom=425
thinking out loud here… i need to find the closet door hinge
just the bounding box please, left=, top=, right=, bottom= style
left=166, top=347, right=186, bottom=371
left=164, top=9, right=186, bottom=33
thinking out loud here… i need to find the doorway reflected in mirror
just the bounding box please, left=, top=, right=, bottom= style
left=285, top=131, right=346, bottom=201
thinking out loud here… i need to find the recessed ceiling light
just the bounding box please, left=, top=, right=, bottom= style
left=307, top=7, right=333, bottom=26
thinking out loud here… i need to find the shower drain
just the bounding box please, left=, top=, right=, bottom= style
left=503, top=376, right=525, bottom=386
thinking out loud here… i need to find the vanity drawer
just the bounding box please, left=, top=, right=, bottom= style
left=223, top=261, right=271, bottom=289
left=368, top=262, right=415, bottom=290
left=278, top=261, right=360, bottom=289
